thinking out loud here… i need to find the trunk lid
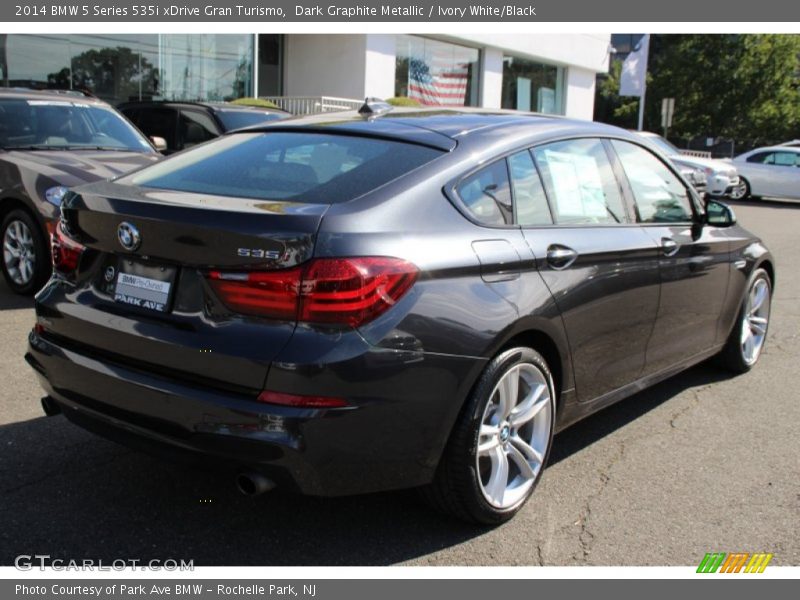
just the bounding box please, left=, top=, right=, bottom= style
left=40, top=180, right=327, bottom=393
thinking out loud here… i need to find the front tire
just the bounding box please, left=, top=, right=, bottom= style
left=1, top=209, right=50, bottom=295
left=728, top=178, right=750, bottom=201
left=421, top=347, right=555, bottom=524
left=717, top=268, right=772, bottom=373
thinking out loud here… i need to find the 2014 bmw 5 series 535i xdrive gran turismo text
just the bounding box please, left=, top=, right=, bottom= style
left=26, top=102, right=774, bottom=524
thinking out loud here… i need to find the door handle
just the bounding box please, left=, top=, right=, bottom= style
left=661, top=238, right=679, bottom=257
left=546, top=245, right=578, bottom=270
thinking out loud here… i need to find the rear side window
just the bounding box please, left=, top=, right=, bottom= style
left=611, top=140, right=693, bottom=223
left=508, top=150, right=552, bottom=226
left=533, top=139, right=629, bottom=225
left=746, top=151, right=773, bottom=164
left=746, top=151, right=798, bottom=166
left=456, top=160, right=513, bottom=225
left=179, top=110, right=219, bottom=149
left=137, top=107, right=178, bottom=149
left=122, top=132, right=443, bottom=203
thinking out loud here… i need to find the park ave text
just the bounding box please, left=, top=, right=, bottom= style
left=14, top=3, right=537, bottom=18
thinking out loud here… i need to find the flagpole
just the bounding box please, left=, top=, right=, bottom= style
left=637, top=34, right=650, bottom=131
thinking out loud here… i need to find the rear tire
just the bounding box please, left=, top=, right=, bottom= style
left=420, top=347, right=555, bottom=524
left=1, top=209, right=50, bottom=295
left=717, top=268, right=771, bottom=373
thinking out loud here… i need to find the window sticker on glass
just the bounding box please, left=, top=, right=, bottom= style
left=544, top=150, right=606, bottom=219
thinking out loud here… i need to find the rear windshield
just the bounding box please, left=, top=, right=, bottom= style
left=121, top=132, right=444, bottom=203
left=216, top=109, right=286, bottom=131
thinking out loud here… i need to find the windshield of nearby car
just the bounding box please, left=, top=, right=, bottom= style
left=643, top=134, right=681, bottom=156
left=216, top=109, right=286, bottom=131
left=121, top=131, right=444, bottom=203
left=0, top=98, right=154, bottom=152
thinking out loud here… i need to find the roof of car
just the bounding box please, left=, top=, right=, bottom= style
left=740, top=145, right=800, bottom=155
left=239, top=107, right=631, bottom=152
left=117, top=99, right=288, bottom=113
left=0, top=87, right=108, bottom=106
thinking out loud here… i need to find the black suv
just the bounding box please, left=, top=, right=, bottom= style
left=118, top=101, right=291, bottom=155
left=27, top=105, right=773, bottom=523
left=0, top=88, right=161, bottom=294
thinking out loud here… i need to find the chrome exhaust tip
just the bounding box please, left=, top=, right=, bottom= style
left=40, top=396, right=61, bottom=417
left=235, top=472, right=276, bottom=496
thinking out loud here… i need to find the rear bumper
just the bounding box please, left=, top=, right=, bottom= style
left=26, top=330, right=482, bottom=496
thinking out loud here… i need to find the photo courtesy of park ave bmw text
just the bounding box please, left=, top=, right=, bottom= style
left=0, top=0, right=798, bottom=594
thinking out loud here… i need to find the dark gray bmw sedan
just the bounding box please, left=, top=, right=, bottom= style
left=26, top=103, right=774, bottom=524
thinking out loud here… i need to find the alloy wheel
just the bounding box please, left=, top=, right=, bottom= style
left=476, top=363, right=553, bottom=510
left=729, top=180, right=748, bottom=200
left=3, top=219, right=37, bottom=286
left=741, top=276, right=770, bottom=366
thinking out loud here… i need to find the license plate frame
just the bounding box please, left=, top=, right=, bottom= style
left=113, top=259, right=177, bottom=314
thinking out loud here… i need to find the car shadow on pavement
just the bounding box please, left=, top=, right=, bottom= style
left=0, top=360, right=735, bottom=567
left=550, top=362, right=732, bottom=466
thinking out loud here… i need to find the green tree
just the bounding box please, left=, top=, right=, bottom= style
left=597, top=34, right=800, bottom=148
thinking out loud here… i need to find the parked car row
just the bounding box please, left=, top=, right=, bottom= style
left=118, top=100, right=290, bottom=155
left=0, top=86, right=776, bottom=523
left=0, top=86, right=796, bottom=297
left=634, top=131, right=739, bottom=197
left=635, top=131, right=800, bottom=203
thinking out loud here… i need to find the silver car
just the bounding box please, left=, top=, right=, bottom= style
left=634, top=131, right=738, bottom=197
left=730, top=146, right=800, bottom=200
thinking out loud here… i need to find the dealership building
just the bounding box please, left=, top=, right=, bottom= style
left=0, top=34, right=610, bottom=119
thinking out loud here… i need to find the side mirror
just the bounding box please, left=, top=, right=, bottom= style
left=150, top=136, right=168, bottom=153
left=705, top=198, right=737, bottom=227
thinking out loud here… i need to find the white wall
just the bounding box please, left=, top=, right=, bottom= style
left=564, top=66, right=598, bottom=121
left=444, top=34, right=611, bottom=74
left=284, top=35, right=368, bottom=98
left=281, top=33, right=609, bottom=119
left=363, top=34, right=396, bottom=99
left=480, top=47, right=504, bottom=109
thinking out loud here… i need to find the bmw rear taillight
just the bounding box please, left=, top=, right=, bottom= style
left=207, top=257, right=418, bottom=327
left=206, top=267, right=302, bottom=321
left=51, top=220, right=85, bottom=275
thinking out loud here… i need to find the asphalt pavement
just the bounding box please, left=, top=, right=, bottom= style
left=0, top=199, right=797, bottom=566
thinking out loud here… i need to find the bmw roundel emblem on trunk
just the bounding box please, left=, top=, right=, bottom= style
left=117, top=222, right=141, bottom=251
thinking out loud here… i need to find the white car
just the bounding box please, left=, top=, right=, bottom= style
left=634, top=131, right=739, bottom=197
left=730, top=145, right=800, bottom=200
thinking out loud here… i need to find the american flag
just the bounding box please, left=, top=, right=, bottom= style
left=408, top=53, right=470, bottom=106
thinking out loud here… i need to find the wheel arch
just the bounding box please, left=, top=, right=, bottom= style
left=0, top=195, right=49, bottom=233
left=757, top=258, right=775, bottom=290
left=485, top=317, right=573, bottom=417
left=498, top=331, right=564, bottom=409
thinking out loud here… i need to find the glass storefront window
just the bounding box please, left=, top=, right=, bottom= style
left=258, top=34, right=283, bottom=97
left=159, top=34, right=253, bottom=102
left=502, top=56, right=565, bottom=114
left=395, top=35, right=480, bottom=107
left=0, top=34, right=256, bottom=106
